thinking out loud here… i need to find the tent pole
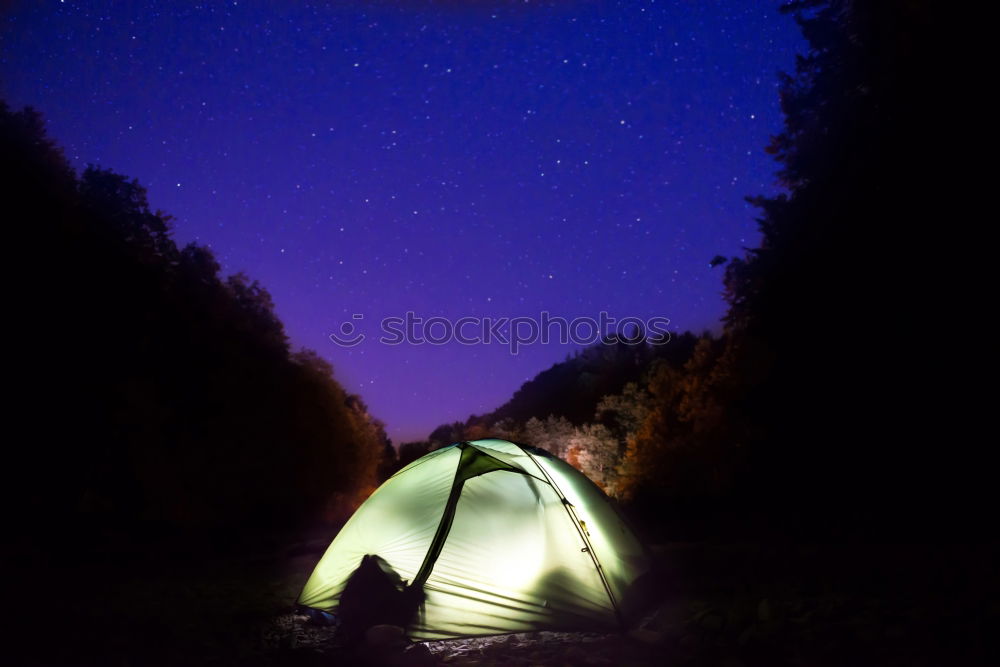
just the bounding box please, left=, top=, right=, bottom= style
left=410, top=443, right=472, bottom=591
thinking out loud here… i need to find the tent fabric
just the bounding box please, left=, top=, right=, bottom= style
left=296, top=438, right=651, bottom=640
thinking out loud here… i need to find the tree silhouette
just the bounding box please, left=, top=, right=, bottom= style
left=2, top=100, right=390, bottom=545
left=721, top=0, right=951, bottom=537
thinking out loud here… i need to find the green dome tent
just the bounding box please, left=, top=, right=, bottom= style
left=297, top=438, right=652, bottom=640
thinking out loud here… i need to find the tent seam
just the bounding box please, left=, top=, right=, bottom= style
left=517, top=443, right=623, bottom=630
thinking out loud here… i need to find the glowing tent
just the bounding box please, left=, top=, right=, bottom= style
left=297, top=438, right=652, bottom=640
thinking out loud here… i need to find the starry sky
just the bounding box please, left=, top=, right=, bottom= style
left=2, top=1, right=804, bottom=443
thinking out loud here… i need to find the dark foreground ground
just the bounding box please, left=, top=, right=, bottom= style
left=5, top=537, right=997, bottom=666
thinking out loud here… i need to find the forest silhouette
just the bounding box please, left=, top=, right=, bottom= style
left=2, top=0, right=975, bottom=551
left=409, top=0, right=970, bottom=542
left=3, top=2, right=992, bottom=665
left=2, top=102, right=393, bottom=551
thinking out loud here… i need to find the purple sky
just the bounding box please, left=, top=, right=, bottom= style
left=2, top=1, right=804, bottom=443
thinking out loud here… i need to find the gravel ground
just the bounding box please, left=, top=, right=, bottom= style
left=9, top=542, right=994, bottom=666
left=261, top=605, right=674, bottom=667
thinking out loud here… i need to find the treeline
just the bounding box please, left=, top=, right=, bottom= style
left=416, top=334, right=728, bottom=506
left=2, top=102, right=391, bottom=545
left=420, top=0, right=971, bottom=540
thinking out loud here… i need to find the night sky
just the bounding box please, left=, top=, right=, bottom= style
left=2, top=1, right=803, bottom=443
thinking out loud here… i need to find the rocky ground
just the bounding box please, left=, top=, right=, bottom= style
left=262, top=609, right=674, bottom=667
left=7, top=541, right=997, bottom=666
left=258, top=542, right=999, bottom=667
